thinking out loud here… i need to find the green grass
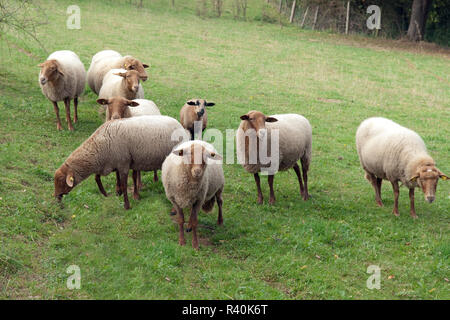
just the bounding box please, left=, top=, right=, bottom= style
left=0, top=0, right=449, bottom=299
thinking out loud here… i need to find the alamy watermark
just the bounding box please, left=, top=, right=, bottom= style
left=66, top=5, right=81, bottom=29
left=366, top=265, right=381, bottom=290
left=66, top=265, right=81, bottom=290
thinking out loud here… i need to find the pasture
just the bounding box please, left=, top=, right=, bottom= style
left=0, top=0, right=449, bottom=299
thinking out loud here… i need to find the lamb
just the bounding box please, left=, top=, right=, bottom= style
left=162, top=140, right=224, bottom=249
left=180, top=99, right=215, bottom=139
left=356, top=117, right=448, bottom=218
left=54, top=115, right=189, bottom=209
left=87, top=50, right=149, bottom=94
left=96, top=96, right=161, bottom=187
left=236, top=110, right=312, bottom=205
left=98, top=69, right=144, bottom=100
left=38, top=50, right=86, bottom=131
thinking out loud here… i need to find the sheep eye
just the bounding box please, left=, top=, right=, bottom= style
left=129, top=65, right=135, bottom=70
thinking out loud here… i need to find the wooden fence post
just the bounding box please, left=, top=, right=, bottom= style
left=300, top=6, right=309, bottom=28
left=312, top=6, right=319, bottom=30
left=345, top=1, right=350, bottom=34
left=290, top=0, right=297, bottom=23
left=279, top=0, right=283, bottom=13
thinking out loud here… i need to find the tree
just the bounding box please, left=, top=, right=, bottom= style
left=406, top=0, right=432, bottom=41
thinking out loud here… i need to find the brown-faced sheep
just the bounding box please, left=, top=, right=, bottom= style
left=162, top=140, right=224, bottom=249
left=98, top=69, right=144, bottom=100
left=356, top=117, right=448, bottom=218
left=38, top=50, right=86, bottom=131
left=236, top=110, right=312, bottom=205
left=54, top=115, right=189, bottom=209
left=180, top=99, right=215, bottom=140
left=87, top=50, right=149, bottom=94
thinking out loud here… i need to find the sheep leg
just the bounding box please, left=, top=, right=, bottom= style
left=153, top=170, right=158, bottom=182
left=366, top=172, right=383, bottom=206
left=254, top=173, right=263, bottom=204
left=73, top=97, right=78, bottom=123
left=391, top=180, right=400, bottom=216
left=52, top=101, right=63, bottom=131
left=301, top=157, right=310, bottom=200
left=293, top=163, right=305, bottom=199
left=409, top=188, right=417, bottom=219
left=189, top=203, right=201, bottom=250
left=216, top=189, right=223, bottom=226
left=120, top=171, right=130, bottom=210
left=175, top=204, right=186, bottom=246
left=115, top=170, right=122, bottom=196
left=132, top=170, right=140, bottom=200
left=95, top=174, right=108, bottom=197
left=268, top=175, right=276, bottom=205
left=63, top=98, right=74, bottom=131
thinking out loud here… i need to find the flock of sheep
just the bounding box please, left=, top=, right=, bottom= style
left=38, top=49, right=448, bottom=249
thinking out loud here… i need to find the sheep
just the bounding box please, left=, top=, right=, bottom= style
left=96, top=96, right=161, bottom=188
left=180, top=99, right=215, bottom=140
left=161, top=140, right=224, bottom=249
left=87, top=50, right=149, bottom=94
left=356, top=117, right=448, bottom=218
left=54, top=115, right=189, bottom=209
left=236, top=110, right=312, bottom=205
left=38, top=50, right=86, bottom=131
left=98, top=69, right=144, bottom=100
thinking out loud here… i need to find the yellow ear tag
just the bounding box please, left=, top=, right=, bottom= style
left=442, top=176, right=448, bottom=181
left=70, top=177, right=74, bottom=182
left=124, top=63, right=128, bottom=68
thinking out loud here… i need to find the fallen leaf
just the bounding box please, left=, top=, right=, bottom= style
left=165, top=277, right=171, bottom=282
left=388, top=275, right=395, bottom=280
left=315, top=255, right=321, bottom=260
left=300, top=265, right=307, bottom=270
left=405, top=242, right=411, bottom=246
left=334, top=254, right=339, bottom=259
left=84, top=204, right=89, bottom=209
left=445, top=278, right=449, bottom=282
left=429, top=288, right=436, bottom=293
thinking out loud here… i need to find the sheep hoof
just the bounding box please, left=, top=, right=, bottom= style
left=133, top=194, right=140, bottom=200
left=393, top=210, right=399, bottom=217
left=257, top=197, right=263, bottom=205
left=269, top=198, right=276, bottom=205
left=410, top=213, right=418, bottom=219
left=186, top=227, right=192, bottom=233
left=169, top=210, right=177, bottom=216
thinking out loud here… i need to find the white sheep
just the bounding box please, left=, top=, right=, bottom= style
left=38, top=50, right=86, bottom=131
left=96, top=96, right=162, bottom=187
left=161, top=140, right=224, bottom=249
left=87, top=50, right=149, bottom=94
left=356, top=117, right=448, bottom=218
left=54, top=115, right=189, bottom=209
left=236, top=110, right=312, bottom=204
left=98, top=68, right=144, bottom=100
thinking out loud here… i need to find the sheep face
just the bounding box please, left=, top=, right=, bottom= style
left=123, top=57, right=149, bottom=81
left=240, top=110, right=278, bottom=139
left=410, top=165, right=448, bottom=203
left=54, top=164, right=75, bottom=201
left=187, top=99, right=215, bottom=120
left=173, top=144, right=222, bottom=180
left=38, top=60, right=63, bottom=85
left=97, top=97, right=139, bottom=120
left=113, top=70, right=141, bottom=94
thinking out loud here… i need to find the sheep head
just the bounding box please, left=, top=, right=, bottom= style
left=186, top=99, right=215, bottom=120
left=410, top=163, right=448, bottom=203
left=240, top=110, right=278, bottom=139
left=114, top=70, right=141, bottom=94
left=172, top=143, right=222, bottom=180
left=123, top=57, right=149, bottom=81
left=54, top=163, right=76, bottom=201
left=97, top=97, right=139, bottom=120
left=38, top=60, right=64, bottom=85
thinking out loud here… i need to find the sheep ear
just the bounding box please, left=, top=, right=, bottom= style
left=97, top=99, right=109, bottom=105
left=66, top=174, right=74, bottom=187
left=206, top=102, right=215, bottom=107
left=113, top=72, right=127, bottom=78
left=187, top=101, right=196, bottom=106
left=410, top=175, right=419, bottom=183
left=142, top=64, right=150, bottom=68
left=128, top=101, right=139, bottom=107
left=38, top=63, right=44, bottom=67
left=438, top=170, right=448, bottom=180
left=240, top=114, right=249, bottom=121
left=265, top=117, right=278, bottom=122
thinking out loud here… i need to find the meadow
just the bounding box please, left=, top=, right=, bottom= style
left=0, top=0, right=448, bottom=299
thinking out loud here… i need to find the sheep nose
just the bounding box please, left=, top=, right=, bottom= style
left=112, top=114, right=120, bottom=120
left=192, top=168, right=202, bottom=177
left=133, top=85, right=139, bottom=92
left=426, top=196, right=435, bottom=203
left=40, top=77, right=47, bottom=85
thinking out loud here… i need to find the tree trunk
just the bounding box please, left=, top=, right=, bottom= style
left=406, top=0, right=432, bottom=41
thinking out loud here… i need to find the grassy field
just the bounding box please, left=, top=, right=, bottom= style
left=0, top=0, right=449, bottom=299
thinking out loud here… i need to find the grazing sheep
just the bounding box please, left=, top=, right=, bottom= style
left=38, top=50, right=86, bottom=131
left=162, top=141, right=224, bottom=249
left=96, top=96, right=161, bottom=189
left=98, top=69, right=144, bottom=100
left=356, top=117, right=448, bottom=218
left=180, top=99, right=215, bottom=139
left=236, top=110, right=312, bottom=204
left=87, top=50, right=149, bottom=94
left=54, top=115, right=189, bottom=209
